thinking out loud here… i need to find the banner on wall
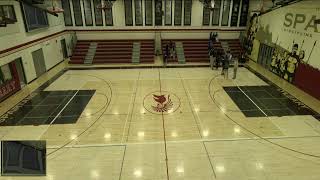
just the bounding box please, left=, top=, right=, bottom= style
left=269, top=43, right=305, bottom=83
left=244, top=12, right=260, bottom=55
left=245, top=1, right=320, bottom=84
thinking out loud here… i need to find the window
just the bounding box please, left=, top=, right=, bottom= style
left=184, top=0, right=192, bottom=25
left=105, top=6, right=113, bottom=26
left=0, top=5, right=17, bottom=23
left=174, top=0, right=182, bottom=25
left=231, top=0, right=240, bottom=26
left=0, top=64, right=12, bottom=85
left=202, top=6, right=210, bottom=26
left=72, top=0, right=83, bottom=26
left=20, top=2, right=48, bottom=32
left=61, top=0, right=73, bottom=26
left=135, top=0, right=143, bottom=26
left=83, top=0, right=93, bottom=26
left=165, top=0, right=172, bottom=25
left=145, top=0, right=153, bottom=26
left=212, top=0, right=221, bottom=25
left=93, top=0, right=103, bottom=26
left=124, top=0, right=133, bottom=26
left=239, top=0, right=249, bottom=26
left=221, top=0, right=231, bottom=26
left=155, top=0, right=162, bottom=25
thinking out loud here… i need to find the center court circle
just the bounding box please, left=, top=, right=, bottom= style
left=143, top=91, right=181, bottom=115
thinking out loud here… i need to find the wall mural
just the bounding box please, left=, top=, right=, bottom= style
left=245, top=7, right=319, bottom=84
left=270, top=42, right=305, bottom=83
left=244, top=1, right=320, bottom=99
left=245, top=13, right=259, bottom=55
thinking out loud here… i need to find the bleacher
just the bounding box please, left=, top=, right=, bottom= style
left=69, top=40, right=154, bottom=64
left=161, top=39, right=243, bottom=63
left=70, top=39, right=242, bottom=65
left=69, top=41, right=90, bottom=64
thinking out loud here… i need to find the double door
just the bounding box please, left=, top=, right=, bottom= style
left=31, top=48, right=46, bottom=78
left=257, top=43, right=274, bottom=69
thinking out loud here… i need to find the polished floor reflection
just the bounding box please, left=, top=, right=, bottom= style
left=0, top=67, right=319, bottom=180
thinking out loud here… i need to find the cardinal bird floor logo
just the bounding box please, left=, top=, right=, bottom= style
left=143, top=91, right=180, bottom=115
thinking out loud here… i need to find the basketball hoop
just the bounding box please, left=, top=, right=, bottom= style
left=97, top=0, right=113, bottom=11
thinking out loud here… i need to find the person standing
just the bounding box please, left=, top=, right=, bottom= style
left=209, top=47, right=215, bottom=70
left=214, top=49, right=221, bottom=70
left=233, top=58, right=238, bottom=79
left=221, top=53, right=225, bottom=75
left=164, top=44, right=169, bottom=67
left=222, top=50, right=232, bottom=79
left=169, top=41, right=175, bottom=61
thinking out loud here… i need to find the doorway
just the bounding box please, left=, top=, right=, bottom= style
left=14, top=58, right=27, bottom=87
left=60, top=39, right=68, bottom=58
left=257, top=43, right=274, bottom=69
left=31, top=48, right=47, bottom=78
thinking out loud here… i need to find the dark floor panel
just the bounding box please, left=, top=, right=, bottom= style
left=52, top=116, right=79, bottom=124
left=224, top=86, right=318, bottom=118
left=265, top=109, right=296, bottom=117
left=0, top=90, right=95, bottom=126
left=58, top=105, right=86, bottom=116
left=76, top=90, right=96, bottom=96
left=68, top=95, right=93, bottom=106
left=18, top=117, right=52, bottom=126
left=23, top=93, right=50, bottom=106
left=225, top=90, right=259, bottom=111
left=240, top=86, right=268, bottom=92
left=40, top=90, right=76, bottom=96
left=247, top=90, right=274, bottom=99
left=243, top=110, right=266, bottom=117
left=257, top=98, right=287, bottom=109
left=223, top=86, right=240, bottom=92
left=25, top=105, right=61, bottom=117
left=263, top=86, right=286, bottom=98
left=39, top=96, right=70, bottom=105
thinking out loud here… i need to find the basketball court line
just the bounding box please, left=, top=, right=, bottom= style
left=209, top=75, right=320, bottom=158
left=119, top=71, right=140, bottom=180
left=177, top=71, right=218, bottom=178
left=45, top=135, right=320, bottom=149
left=121, top=71, right=141, bottom=143
left=158, top=69, right=170, bottom=180
left=178, top=71, right=204, bottom=138
left=34, top=90, right=80, bottom=141
left=48, top=90, right=80, bottom=124
left=178, top=71, right=218, bottom=178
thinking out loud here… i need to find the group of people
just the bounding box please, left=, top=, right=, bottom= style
left=270, top=43, right=305, bottom=83
left=164, top=41, right=176, bottom=67
left=208, top=32, right=239, bottom=79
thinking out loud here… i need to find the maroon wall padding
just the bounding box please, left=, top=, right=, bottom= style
left=294, top=63, right=320, bottom=100
left=0, top=62, right=21, bottom=102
